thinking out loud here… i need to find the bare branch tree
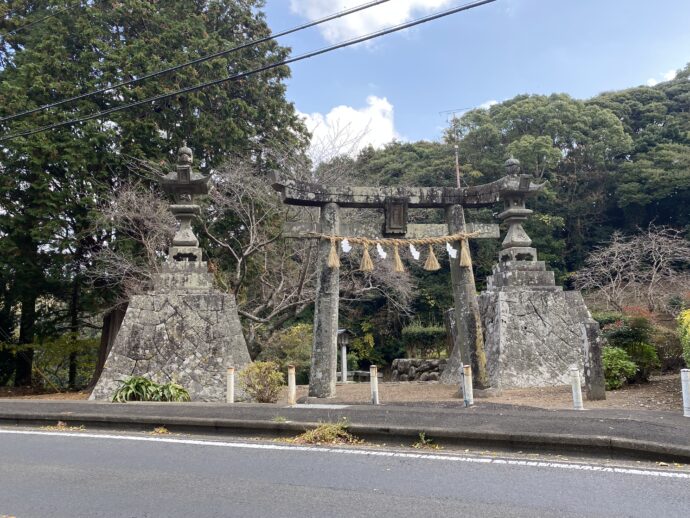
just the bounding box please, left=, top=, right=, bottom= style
left=575, top=225, right=690, bottom=315
left=574, top=232, right=639, bottom=311
left=637, top=225, right=690, bottom=313
left=87, top=184, right=176, bottom=306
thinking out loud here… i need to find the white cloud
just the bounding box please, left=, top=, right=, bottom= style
left=646, top=69, right=677, bottom=87
left=479, top=99, right=498, bottom=109
left=663, top=69, right=677, bottom=81
left=300, top=95, right=399, bottom=163
left=289, top=0, right=454, bottom=43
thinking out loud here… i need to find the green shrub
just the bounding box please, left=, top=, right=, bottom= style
left=401, top=322, right=446, bottom=358
left=151, top=381, right=191, bottom=402
left=592, top=311, right=625, bottom=327
left=602, top=347, right=637, bottom=390
left=350, top=320, right=382, bottom=365
left=624, top=342, right=660, bottom=382
left=259, top=324, right=312, bottom=384
left=651, top=325, right=684, bottom=371
left=602, top=316, right=653, bottom=348
left=112, top=376, right=190, bottom=402
left=601, top=316, right=661, bottom=382
left=239, top=361, right=285, bottom=403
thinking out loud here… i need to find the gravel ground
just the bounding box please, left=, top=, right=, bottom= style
left=1, top=374, right=683, bottom=412
left=287, top=373, right=684, bottom=411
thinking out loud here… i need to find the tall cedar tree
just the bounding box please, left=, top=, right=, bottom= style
left=0, top=0, right=308, bottom=386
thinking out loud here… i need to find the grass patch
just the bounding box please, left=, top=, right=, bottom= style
left=272, top=415, right=287, bottom=423
left=291, top=420, right=363, bottom=445
left=42, top=421, right=85, bottom=432
left=412, top=432, right=442, bottom=450
left=151, top=426, right=170, bottom=435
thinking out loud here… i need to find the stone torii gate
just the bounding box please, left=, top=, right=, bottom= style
left=271, top=169, right=543, bottom=398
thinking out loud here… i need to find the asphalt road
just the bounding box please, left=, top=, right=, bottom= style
left=1, top=429, right=689, bottom=518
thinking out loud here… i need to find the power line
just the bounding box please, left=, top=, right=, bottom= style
left=0, top=0, right=391, bottom=124
left=0, top=2, right=79, bottom=39
left=0, top=0, right=498, bottom=143
left=439, top=106, right=474, bottom=115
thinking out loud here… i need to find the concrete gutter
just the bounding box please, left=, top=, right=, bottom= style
left=1, top=401, right=689, bottom=462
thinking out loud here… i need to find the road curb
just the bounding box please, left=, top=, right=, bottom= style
left=2, top=409, right=690, bottom=462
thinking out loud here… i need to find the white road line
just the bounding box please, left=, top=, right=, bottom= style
left=1, top=428, right=688, bottom=480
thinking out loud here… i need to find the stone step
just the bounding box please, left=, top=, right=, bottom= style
left=487, top=269, right=556, bottom=288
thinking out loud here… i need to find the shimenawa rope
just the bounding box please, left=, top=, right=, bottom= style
left=321, top=231, right=478, bottom=272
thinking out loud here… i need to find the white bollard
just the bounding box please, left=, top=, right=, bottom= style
left=341, top=343, right=348, bottom=383
left=570, top=367, right=584, bottom=410
left=682, top=369, right=690, bottom=418
left=370, top=365, right=379, bottom=405
left=287, top=365, right=297, bottom=406
left=226, top=367, right=235, bottom=404
left=462, top=365, right=474, bottom=406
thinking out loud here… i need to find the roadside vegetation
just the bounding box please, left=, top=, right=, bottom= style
left=239, top=362, right=285, bottom=403
left=412, top=432, right=442, bottom=450
left=291, top=420, right=363, bottom=446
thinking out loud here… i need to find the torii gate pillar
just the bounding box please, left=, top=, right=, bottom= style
left=310, top=202, right=340, bottom=398
left=442, top=204, right=489, bottom=388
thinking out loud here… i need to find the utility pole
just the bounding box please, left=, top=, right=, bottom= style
left=449, top=112, right=462, bottom=188
left=454, top=144, right=461, bottom=189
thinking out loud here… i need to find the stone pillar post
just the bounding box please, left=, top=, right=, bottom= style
left=440, top=204, right=489, bottom=388
left=309, top=202, right=340, bottom=398
left=582, top=322, right=606, bottom=400
left=341, top=343, right=348, bottom=383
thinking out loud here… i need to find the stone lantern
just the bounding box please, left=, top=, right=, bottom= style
left=337, top=329, right=353, bottom=383
left=160, top=142, right=210, bottom=262
left=498, top=157, right=538, bottom=263
left=90, top=142, right=252, bottom=402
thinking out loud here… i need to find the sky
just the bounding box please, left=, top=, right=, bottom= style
left=262, top=0, right=690, bottom=158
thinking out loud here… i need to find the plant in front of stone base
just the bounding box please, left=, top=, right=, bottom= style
left=601, top=316, right=661, bottom=382
left=151, top=381, right=191, bottom=402
left=602, top=347, right=638, bottom=390
left=112, top=376, right=190, bottom=402
left=239, top=361, right=285, bottom=403
left=112, top=376, right=155, bottom=402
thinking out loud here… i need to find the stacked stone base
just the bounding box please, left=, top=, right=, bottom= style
left=478, top=260, right=592, bottom=389
left=90, top=261, right=251, bottom=402
left=391, top=359, right=447, bottom=382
